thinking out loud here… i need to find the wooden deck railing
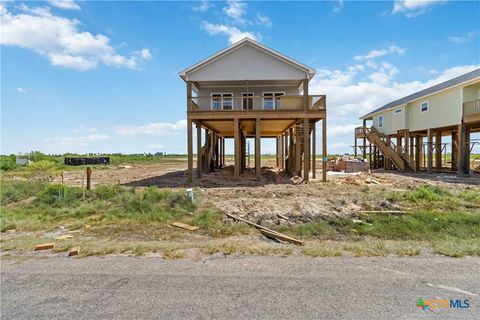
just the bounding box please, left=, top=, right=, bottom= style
left=463, top=99, right=480, bottom=117
left=189, top=95, right=326, bottom=111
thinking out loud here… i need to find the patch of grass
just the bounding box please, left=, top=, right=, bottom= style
left=1, top=183, right=197, bottom=233
left=430, top=238, right=480, bottom=257
left=303, top=246, right=342, bottom=257
left=188, top=209, right=252, bottom=236
left=0, top=179, right=46, bottom=205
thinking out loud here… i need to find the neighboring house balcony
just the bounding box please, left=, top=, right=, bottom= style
left=463, top=99, right=480, bottom=123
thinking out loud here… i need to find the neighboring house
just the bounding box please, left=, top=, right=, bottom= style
left=179, top=38, right=327, bottom=182
left=355, top=68, right=480, bottom=175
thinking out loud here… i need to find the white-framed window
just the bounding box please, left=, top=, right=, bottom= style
left=378, top=115, right=384, bottom=128
left=395, top=109, right=402, bottom=114
left=263, top=92, right=285, bottom=110
left=242, top=92, right=254, bottom=110
left=420, top=101, right=429, bottom=113
left=211, top=93, right=233, bottom=110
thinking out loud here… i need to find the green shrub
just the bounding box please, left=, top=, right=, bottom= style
left=0, top=180, right=45, bottom=205
left=26, top=160, right=59, bottom=182
left=35, top=184, right=83, bottom=207
left=0, top=156, right=17, bottom=171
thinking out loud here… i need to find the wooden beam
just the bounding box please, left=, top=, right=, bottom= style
left=280, top=134, right=285, bottom=170
left=196, top=123, right=202, bottom=178
left=303, top=78, right=309, bottom=110
left=303, top=118, right=310, bottom=181
left=362, top=119, right=367, bottom=159
left=188, top=110, right=325, bottom=120
left=458, top=124, right=467, bottom=175
left=255, top=117, right=261, bottom=179
left=295, top=124, right=301, bottom=175
left=427, top=128, right=433, bottom=173
left=312, top=122, right=316, bottom=179
left=187, top=119, right=193, bottom=182
left=322, top=117, right=327, bottom=182
left=234, top=118, right=240, bottom=178
left=435, top=131, right=442, bottom=170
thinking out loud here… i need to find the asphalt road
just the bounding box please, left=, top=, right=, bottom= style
left=1, top=255, right=479, bottom=319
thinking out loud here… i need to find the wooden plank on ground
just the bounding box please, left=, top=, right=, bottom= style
left=69, top=247, right=80, bottom=256
left=226, top=213, right=304, bottom=246
left=35, top=243, right=55, bottom=251
left=260, top=230, right=304, bottom=246
left=358, top=210, right=406, bottom=214
left=171, top=222, right=199, bottom=231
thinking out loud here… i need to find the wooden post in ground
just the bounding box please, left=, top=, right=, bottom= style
left=284, top=132, right=288, bottom=171
left=322, top=117, right=327, bottom=182
left=187, top=120, right=193, bottom=182
left=362, top=119, right=367, bottom=160
left=312, top=122, right=316, bottom=179
left=404, top=130, right=409, bottom=165
left=222, top=138, right=225, bottom=166
left=451, top=130, right=458, bottom=171
left=465, top=125, right=471, bottom=174
left=295, top=124, right=301, bottom=175
left=86, top=167, right=91, bottom=190
left=435, top=131, right=442, bottom=170
left=385, top=137, right=391, bottom=170
left=354, top=136, right=357, bottom=158
left=415, top=136, right=421, bottom=171
left=427, top=129, right=433, bottom=173
left=196, top=123, right=202, bottom=178
left=275, top=136, right=280, bottom=168
left=458, top=123, right=466, bottom=175
left=288, top=128, right=294, bottom=173
left=234, top=118, right=240, bottom=178
left=280, top=134, right=284, bottom=170
left=303, top=118, right=310, bottom=181
left=255, top=117, right=261, bottom=179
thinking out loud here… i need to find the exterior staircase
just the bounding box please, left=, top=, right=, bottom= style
left=362, top=126, right=412, bottom=173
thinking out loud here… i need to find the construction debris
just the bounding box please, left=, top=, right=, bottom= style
left=327, top=155, right=370, bottom=173
left=68, top=247, right=80, bottom=256
left=359, top=210, right=406, bottom=214
left=54, top=235, right=73, bottom=240
left=171, top=222, right=199, bottom=231
left=226, top=213, right=304, bottom=246
left=35, top=243, right=55, bottom=251
left=276, top=213, right=289, bottom=220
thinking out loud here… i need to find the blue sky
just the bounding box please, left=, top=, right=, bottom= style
left=1, top=0, right=479, bottom=155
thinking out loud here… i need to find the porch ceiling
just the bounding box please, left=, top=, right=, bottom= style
left=193, top=79, right=303, bottom=90
left=201, top=119, right=297, bottom=138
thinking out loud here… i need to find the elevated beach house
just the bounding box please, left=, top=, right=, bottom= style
left=354, top=68, right=480, bottom=175
left=179, top=38, right=327, bottom=182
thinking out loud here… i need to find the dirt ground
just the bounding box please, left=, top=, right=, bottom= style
left=54, top=160, right=480, bottom=227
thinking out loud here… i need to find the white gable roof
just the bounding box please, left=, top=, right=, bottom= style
left=179, top=38, right=316, bottom=82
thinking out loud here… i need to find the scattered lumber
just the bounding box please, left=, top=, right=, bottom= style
left=226, top=213, right=304, bottom=246
left=35, top=243, right=55, bottom=251
left=358, top=210, right=406, bottom=214
left=171, top=222, right=199, bottom=231
left=276, top=213, right=289, bottom=220
left=68, top=247, right=80, bottom=256
left=54, top=235, right=73, bottom=240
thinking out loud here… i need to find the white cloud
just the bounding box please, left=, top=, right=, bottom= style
left=74, top=126, right=97, bottom=134
left=202, top=21, right=258, bottom=44
left=0, top=4, right=151, bottom=71
left=16, top=87, right=27, bottom=93
left=328, top=124, right=359, bottom=137
left=255, top=13, right=272, bottom=28
left=448, top=32, right=478, bottom=44
left=192, top=0, right=212, bottom=12
left=392, top=0, right=447, bottom=17
left=223, top=1, right=247, bottom=25
left=47, top=0, right=80, bottom=10
left=114, top=120, right=187, bottom=136
left=354, top=46, right=406, bottom=61
left=46, top=134, right=110, bottom=147
left=333, top=0, right=344, bottom=13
